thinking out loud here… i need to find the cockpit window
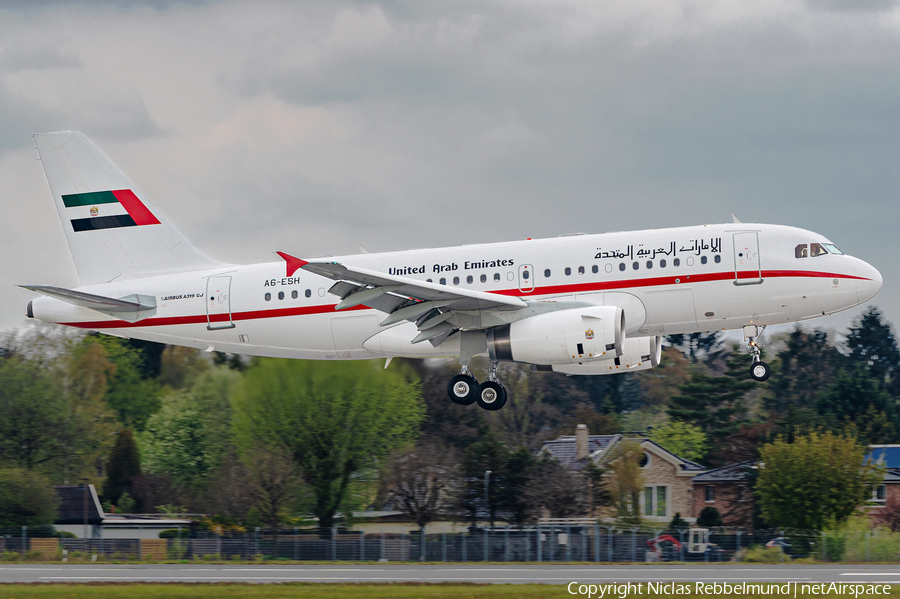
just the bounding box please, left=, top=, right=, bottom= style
left=810, top=243, right=828, bottom=257
left=822, top=243, right=844, bottom=255
left=795, top=244, right=808, bottom=259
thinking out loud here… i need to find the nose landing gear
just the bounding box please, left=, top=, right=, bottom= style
left=744, top=325, right=771, bottom=382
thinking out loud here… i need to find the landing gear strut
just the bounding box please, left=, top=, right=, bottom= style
left=445, top=332, right=508, bottom=410
left=744, top=325, right=771, bottom=382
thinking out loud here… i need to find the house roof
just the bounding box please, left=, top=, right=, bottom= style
left=539, top=433, right=705, bottom=473
left=692, top=460, right=755, bottom=482
left=55, top=485, right=105, bottom=525
left=867, top=446, right=900, bottom=469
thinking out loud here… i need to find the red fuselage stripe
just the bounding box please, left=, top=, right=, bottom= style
left=59, top=269, right=866, bottom=330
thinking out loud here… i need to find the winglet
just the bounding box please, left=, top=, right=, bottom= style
left=732, top=213, right=742, bottom=223
left=276, top=251, right=308, bottom=277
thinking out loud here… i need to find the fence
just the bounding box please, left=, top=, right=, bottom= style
left=3, top=526, right=900, bottom=562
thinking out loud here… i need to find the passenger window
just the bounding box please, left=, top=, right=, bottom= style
left=632, top=262, right=639, bottom=270
left=565, top=267, right=571, bottom=276
left=701, top=256, right=707, bottom=265
left=578, top=266, right=585, bottom=275
left=810, top=243, right=828, bottom=257
left=440, top=277, right=446, bottom=285
left=265, top=293, right=271, bottom=301
left=605, top=263, right=613, bottom=273
left=673, top=258, right=680, bottom=267
left=305, top=289, right=311, bottom=298
left=427, top=278, right=432, bottom=283
left=646, top=260, right=653, bottom=269
left=278, top=291, right=285, bottom=300
left=619, top=263, right=626, bottom=271
left=467, top=275, right=473, bottom=284
left=494, top=273, right=500, bottom=281
left=592, top=265, right=599, bottom=274
left=453, top=276, right=460, bottom=285
left=714, top=255, right=721, bottom=263
left=480, top=274, right=487, bottom=283
left=795, top=244, right=808, bottom=258
left=291, top=290, right=298, bottom=299
left=522, top=270, right=530, bottom=280
left=660, top=259, right=666, bottom=268
left=544, top=269, right=551, bottom=277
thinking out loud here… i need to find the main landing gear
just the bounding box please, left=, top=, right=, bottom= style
left=446, top=361, right=508, bottom=411
left=744, top=325, right=771, bottom=382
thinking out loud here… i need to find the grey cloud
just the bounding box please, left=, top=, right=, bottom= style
left=0, top=47, right=80, bottom=72
left=805, top=0, right=900, bottom=12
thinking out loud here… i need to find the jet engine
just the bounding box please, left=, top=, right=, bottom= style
left=548, top=335, right=663, bottom=375
left=485, top=306, right=624, bottom=365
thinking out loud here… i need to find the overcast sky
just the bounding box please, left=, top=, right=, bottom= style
left=1, top=0, right=898, bottom=343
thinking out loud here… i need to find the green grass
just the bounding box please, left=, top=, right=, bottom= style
left=0, top=584, right=898, bottom=599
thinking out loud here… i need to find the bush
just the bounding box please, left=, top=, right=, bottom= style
left=740, top=546, right=784, bottom=563
left=697, top=506, right=724, bottom=527
left=159, top=529, right=187, bottom=539
left=0, top=551, right=20, bottom=561
left=0, top=468, right=60, bottom=528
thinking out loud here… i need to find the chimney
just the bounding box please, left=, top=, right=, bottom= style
left=576, top=424, right=589, bottom=460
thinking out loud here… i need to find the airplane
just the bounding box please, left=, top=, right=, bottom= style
left=21, top=131, right=882, bottom=411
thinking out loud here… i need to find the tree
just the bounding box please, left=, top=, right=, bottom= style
left=845, top=307, right=900, bottom=390
left=245, top=448, right=302, bottom=531
left=756, top=432, right=882, bottom=530
left=102, top=429, right=140, bottom=505
left=457, top=431, right=513, bottom=528
left=383, top=441, right=459, bottom=553
left=817, top=366, right=897, bottom=443
left=666, top=332, right=723, bottom=362
left=0, top=467, right=60, bottom=527
left=668, top=350, right=753, bottom=463
left=766, top=327, right=848, bottom=413
left=649, top=421, right=708, bottom=462
left=697, top=506, right=724, bottom=527
left=523, top=455, right=586, bottom=519
left=605, top=439, right=645, bottom=524
left=96, top=336, right=162, bottom=431
left=232, top=359, right=423, bottom=532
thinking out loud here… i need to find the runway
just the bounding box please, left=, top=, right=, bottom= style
left=2, top=564, right=900, bottom=584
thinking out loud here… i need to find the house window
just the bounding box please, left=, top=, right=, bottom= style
left=738, top=486, right=748, bottom=502
left=643, top=485, right=668, bottom=517
left=874, top=484, right=887, bottom=503
left=705, top=486, right=715, bottom=502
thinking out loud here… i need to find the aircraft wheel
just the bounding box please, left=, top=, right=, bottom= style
left=447, top=374, right=479, bottom=405
left=750, top=361, right=771, bottom=382
left=477, top=381, right=507, bottom=411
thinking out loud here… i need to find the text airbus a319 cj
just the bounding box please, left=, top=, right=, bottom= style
left=23, top=132, right=882, bottom=410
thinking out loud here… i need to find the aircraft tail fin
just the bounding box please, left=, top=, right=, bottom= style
left=33, top=131, right=224, bottom=285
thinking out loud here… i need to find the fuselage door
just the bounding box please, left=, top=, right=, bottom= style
left=206, top=275, right=235, bottom=330
left=733, top=232, right=762, bottom=286
left=518, top=264, right=534, bottom=293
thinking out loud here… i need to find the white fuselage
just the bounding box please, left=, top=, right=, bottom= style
left=30, top=223, right=882, bottom=363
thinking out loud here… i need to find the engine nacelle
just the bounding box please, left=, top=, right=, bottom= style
left=486, top=306, right=624, bottom=365
left=547, top=336, right=663, bottom=375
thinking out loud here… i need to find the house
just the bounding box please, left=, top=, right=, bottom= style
left=539, top=425, right=707, bottom=523
left=54, top=484, right=192, bottom=539
left=866, top=445, right=900, bottom=512
left=690, top=461, right=755, bottom=527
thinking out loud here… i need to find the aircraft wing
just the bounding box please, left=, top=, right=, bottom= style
left=279, top=252, right=527, bottom=344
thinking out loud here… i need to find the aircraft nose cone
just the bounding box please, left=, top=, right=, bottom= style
left=857, top=261, right=883, bottom=304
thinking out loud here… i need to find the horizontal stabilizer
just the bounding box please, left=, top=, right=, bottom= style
left=21, top=285, right=157, bottom=322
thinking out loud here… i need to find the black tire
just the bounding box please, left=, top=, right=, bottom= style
left=477, top=381, right=507, bottom=411
left=447, top=374, right=479, bottom=405
left=750, top=361, right=771, bottom=382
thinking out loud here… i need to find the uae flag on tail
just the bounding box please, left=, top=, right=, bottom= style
left=63, top=190, right=160, bottom=232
